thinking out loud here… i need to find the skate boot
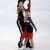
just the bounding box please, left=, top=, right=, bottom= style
left=18, top=41, right=23, bottom=48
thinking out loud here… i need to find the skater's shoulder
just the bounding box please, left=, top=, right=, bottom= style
left=17, top=7, right=22, bottom=14
left=17, top=7, right=22, bottom=10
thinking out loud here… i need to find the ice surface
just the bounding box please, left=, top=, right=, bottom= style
left=0, top=0, right=50, bottom=50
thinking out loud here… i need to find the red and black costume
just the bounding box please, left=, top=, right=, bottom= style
left=22, top=17, right=37, bottom=39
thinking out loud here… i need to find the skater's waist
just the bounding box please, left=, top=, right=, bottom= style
left=17, top=17, right=24, bottom=21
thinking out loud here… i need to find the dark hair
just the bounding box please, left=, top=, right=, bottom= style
left=17, top=0, right=23, bottom=7
left=18, top=0, right=23, bottom=3
left=18, top=0, right=26, bottom=3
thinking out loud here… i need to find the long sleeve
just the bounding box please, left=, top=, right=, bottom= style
left=27, top=17, right=37, bottom=31
left=17, top=7, right=22, bottom=14
left=17, top=7, right=24, bottom=20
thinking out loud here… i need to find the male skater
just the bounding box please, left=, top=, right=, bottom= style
left=16, top=0, right=25, bottom=48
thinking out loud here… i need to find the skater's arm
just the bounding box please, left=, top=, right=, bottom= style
left=28, top=17, right=37, bottom=31
left=17, top=7, right=22, bottom=14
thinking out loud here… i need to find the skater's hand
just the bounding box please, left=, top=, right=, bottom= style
left=35, top=29, right=38, bottom=32
left=35, top=29, right=38, bottom=34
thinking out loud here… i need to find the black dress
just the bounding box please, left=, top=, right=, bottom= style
left=24, top=17, right=37, bottom=33
left=24, top=17, right=37, bottom=48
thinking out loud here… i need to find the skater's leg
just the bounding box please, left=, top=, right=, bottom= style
left=30, top=39, right=34, bottom=48
left=17, top=20, right=23, bottom=34
left=17, top=20, right=23, bottom=47
left=26, top=39, right=32, bottom=48
left=18, top=36, right=23, bottom=48
left=27, top=32, right=33, bottom=48
left=26, top=39, right=30, bottom=47
left=19, top=38, right=28, bottom=50
left=23, top=38, right=28, bottom=46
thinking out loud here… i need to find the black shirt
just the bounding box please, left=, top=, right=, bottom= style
left=17, top=7, right=24, bottom=20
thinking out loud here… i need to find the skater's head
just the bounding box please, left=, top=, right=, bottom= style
left=25, top=9, right=30, bottom=16
left=18, top=1, right=23, bottom=7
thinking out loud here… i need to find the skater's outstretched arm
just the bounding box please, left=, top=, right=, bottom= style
left=27, top=17, right=37, bottom=32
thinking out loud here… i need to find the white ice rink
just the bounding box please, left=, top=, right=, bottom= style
left=0, top=0, right=50, bottom=50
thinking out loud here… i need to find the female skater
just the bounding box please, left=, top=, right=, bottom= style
left=21, top=9, right=37, bottom=49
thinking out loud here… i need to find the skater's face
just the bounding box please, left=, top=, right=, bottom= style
left=19, top=2, right=23, bottom=7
